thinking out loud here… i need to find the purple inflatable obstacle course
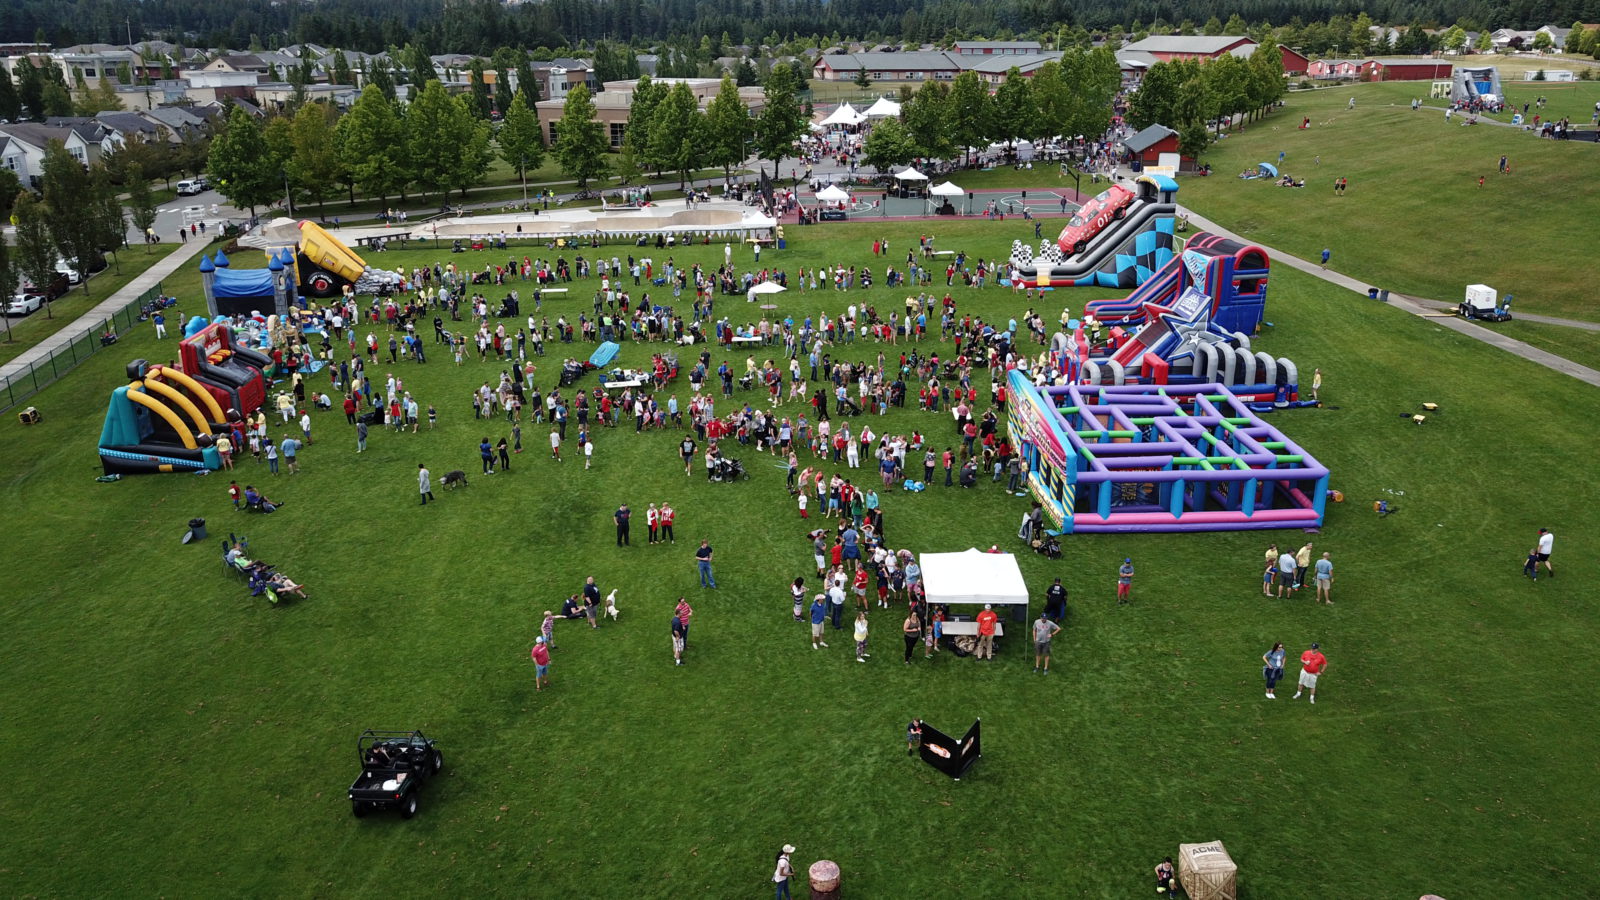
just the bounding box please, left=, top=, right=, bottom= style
left=1006, top=373, right=1329, bottom=534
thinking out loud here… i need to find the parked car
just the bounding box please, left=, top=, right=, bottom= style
left=22, top=273, right=70, bottom=300
left=55, top=259, right=81, bottom=284
left=5, top=292, right=45, bottom=316
left=176, top=176, right=210, bottom=196
left=1056, top=183, right=1136, bottom=256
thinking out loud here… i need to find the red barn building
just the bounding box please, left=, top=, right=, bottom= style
left=1122, top=124, right=1195, bottom=169
left=1360, top=59, right=1453, bottom=81
left=1279, top=45, right=1310, bottom=76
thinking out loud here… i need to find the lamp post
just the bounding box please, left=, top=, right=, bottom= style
left=521, top=153, right=528, bottom=208
left=282, top=170, right=294, bottom=216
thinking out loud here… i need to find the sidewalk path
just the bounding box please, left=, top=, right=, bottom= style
left=0, top=238, right=211, bottom=382
left=1178, top=208, right=1600, bottom=388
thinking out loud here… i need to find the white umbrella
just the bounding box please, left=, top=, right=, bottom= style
left=929, top=181, right=965, bottom=197
left=864, top=97, right=902, bottom=118
left=894, top=167, right=928, bottom=181
left=815, top=184, right=850, bottom=202
left=750, top=281, right=787, bottom=295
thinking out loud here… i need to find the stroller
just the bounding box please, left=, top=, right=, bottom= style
left=558, top=361, right=589, bottom=387
left=710, top=457, right=747, bottom=482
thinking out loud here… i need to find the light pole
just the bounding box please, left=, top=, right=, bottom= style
left=521, top=153, right=528, bottom=208
left=282, top=170, right=294, bottom=216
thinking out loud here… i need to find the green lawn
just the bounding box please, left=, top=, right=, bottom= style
left=0, top=242, right=187, bottom=366
left=1182, top=82, right=1600, bottom=322
left=2, top=221, right=1597, bottom=897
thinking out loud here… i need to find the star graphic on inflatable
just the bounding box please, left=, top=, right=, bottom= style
left=1108, top=287, right=1213, bottom=368
left=1166, top=320, right=1232, bottom=363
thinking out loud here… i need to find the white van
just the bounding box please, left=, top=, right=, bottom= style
left=176, top=177, right=209, bottom=196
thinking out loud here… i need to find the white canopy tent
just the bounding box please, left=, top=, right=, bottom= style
left=893, top=167, right=928, bottom=182
left=864, top=96, right=902, bottom=118
left=814, top=184, right=851, bottom=203
left=929, top=181, right=964, bottom=197
left=919, top=549, right=1030, bottom=622
left=820, top=103, right=866, bottom=127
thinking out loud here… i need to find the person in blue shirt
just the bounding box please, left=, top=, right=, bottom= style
left=480, top=437, right=495, bottom=474
left=280, top=436, right=301, bottom=474
left=810, top=596, right=829, bottom=650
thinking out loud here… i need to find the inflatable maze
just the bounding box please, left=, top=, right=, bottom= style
left=1009, top=175, right=1179, bottom=289
left=99, top=361, right=228, bottom=475
left=1006, top=375, right=1330, bottom=534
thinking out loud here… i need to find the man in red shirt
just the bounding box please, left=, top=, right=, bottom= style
left=975, top=604, right=999, bottom=660
left=531, top=637, right=551, bottom=691
left=1293, top=642, right=1327, bottom=704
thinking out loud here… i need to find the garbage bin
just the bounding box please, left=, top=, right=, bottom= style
left=188, top=518, right=208, bottom=542
left=1378, top=289, right=1390, bottom=302
left=1367, top=287, right=1380, bottom=300
left=777, top=238, right=786, bottom=250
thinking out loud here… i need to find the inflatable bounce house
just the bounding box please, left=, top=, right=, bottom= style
left=1005, top=376, right=1330, bottom=534
left=1047, top=232, right=1300, bottom=403
left=1451, top=66, right=1503, bottom=105
left=1008, top=175, right=1179, bottom=288
left=200, top=248, right=298, bottom=318
left=294, top=221, right=404, bottom=298
left=97, top=322, right=270, bottom=474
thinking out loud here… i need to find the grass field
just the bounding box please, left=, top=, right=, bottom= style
left=3, top=219, right=1597, bottom=897
left=1181, top=82, right=1600, bottom=325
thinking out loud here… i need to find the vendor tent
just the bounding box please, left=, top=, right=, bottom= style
left=894, top=167, right=928, bottom=182
left=864, top=97, right=902, bottom=118
left=815, top=184, right=851, bottom=203
left=918, top=549, right=1030, bottom=621
left=820, top=103, right=865, bottom=127
left=1177, top=841, right=1239, bottom=900
left=929, top=181, right=965, bottom=197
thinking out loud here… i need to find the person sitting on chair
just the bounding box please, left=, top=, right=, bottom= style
left=244, top=485, right=283, bottom=512
left=367, top=744, right=392, bottom=767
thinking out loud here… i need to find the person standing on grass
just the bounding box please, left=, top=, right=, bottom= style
left=418, top=464, right=434, bottom=505
left=675, top=596, right=694, bottom=646
left=541, top=610, right=555, bottom=649
left=1536, top=528, right=1555, bottom=577
left=1315, top=553, right=1334, bottom=603
left=1320, top=247, right=1331, bottom=268
left=497, top=437, right=511, bottom=472
left=906, top=718, right=923, bottom=755
left=810, top=594, right=829, bottom=650
left=480, top=437, right=495, bottom=474
left=1262, top=553, right=1278, bottom=597
left=549, top=427, right=561, bottom=461
left=531, top=636, right=551, bottom=691
left=976, top=604, right=999, bottom=660
left=614, top=502, right=631, bottom=547
left=696, top=539, right=717, bottom=588
left=1116, top=558, right=1135, bottom=604
left=772, top=844, right=796, bottom=900
left=646, top=503, right=660, bottom=544
left=1033, top=612, right=1060, bottom=674
left=659, top=502, right=675, bottom=543
left=1262, top=641, right=1287, bottom=699
left=1294, top=542, right=1314, bottom=591
left=854, top=610, right=870, bottom=662
left=1277, top=549, right=1298, bottom=599
left=1311, top=368, right=1322, bottom=402
left=582, top=577, right=602, bottom=629
left=356, top=418, right=368, bottom=453
left=1293, top=642, right=1326, bottom=704
left=902, top=609, right=922, bottom=664
left=1523, top=546, right=1541, bottom=581
left=671, top=613, right=686, bottom=666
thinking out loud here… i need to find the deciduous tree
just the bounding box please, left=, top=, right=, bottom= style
left=553, top=83, right=610, bottom=188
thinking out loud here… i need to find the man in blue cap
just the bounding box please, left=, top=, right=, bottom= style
left=1116, top=558, right=1134, bottom=605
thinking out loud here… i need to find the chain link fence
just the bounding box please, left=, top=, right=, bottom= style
left=0, top=282, right=166, bottom=415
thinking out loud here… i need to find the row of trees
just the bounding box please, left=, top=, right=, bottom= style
left=1, top=144, right=143, bottom=338
left=6, top=0, right=1584, bottom=55
left=862, top=49, right=1122, bottom=172
left=1127, top=48, right=1287, bottom=162
left=206, top=81, right=499, bottom=212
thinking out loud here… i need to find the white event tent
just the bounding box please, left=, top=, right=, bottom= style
left=919, top=549, right=1030, bottom=621
left=820, top=103, right=866, bottom=127
left=864, top=97, right=902, bottom=118
left=893, top=167, right=928, bottom=182
left=814, top=184, right=851, bottom=203
left=929, top=181, right=964, bottom=196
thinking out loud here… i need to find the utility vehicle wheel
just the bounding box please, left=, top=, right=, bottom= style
left=401, top=795, right=419, bottom=819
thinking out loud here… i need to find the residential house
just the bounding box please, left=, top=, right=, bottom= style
left=0, top=121, right=108, bottom=188
left=254, top=82, right=358, bottom=112
left=177, top=69, right=260, bottom=104
left=1306, top=59, right=1363, bottom=79
left=204, top=54, right=269, bottom=75
left=1119, top=35, right=1258, bottom=61
left=966, top=53, right=1063, bottom=84
left=1489, top=29, right=1536, bottom=51
left=1536, top=25, right=1573, bottom=48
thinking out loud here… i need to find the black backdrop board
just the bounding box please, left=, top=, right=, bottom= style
left=918, top=719, right=982, bottom=780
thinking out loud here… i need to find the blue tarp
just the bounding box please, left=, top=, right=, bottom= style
left=213, top=268, right=274, bottom=299
left=589, top=341, right=620, bottom=368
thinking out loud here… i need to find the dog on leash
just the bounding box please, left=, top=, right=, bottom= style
left=604, top=589, right=620, bottom=621
left=441, top=470, right=469, bottom=489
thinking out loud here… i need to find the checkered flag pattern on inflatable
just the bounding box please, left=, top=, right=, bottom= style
left=1010, top=240, right=1033, bottom=266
